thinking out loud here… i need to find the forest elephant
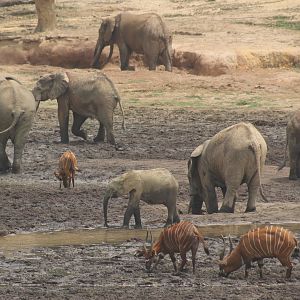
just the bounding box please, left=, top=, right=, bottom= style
left=278, top=110, right=300, bottom=180
left=188, top=122, right=268, bottom=214
left=32, top=72, right=125, bottom=148
left=103, top=168, right=180, bottom=228
left=0, top=75, right=35, bottom=173
left=91, top=13, right=172, bottom=71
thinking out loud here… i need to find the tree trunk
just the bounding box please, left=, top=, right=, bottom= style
left=34, top=0, right=56, bottom=33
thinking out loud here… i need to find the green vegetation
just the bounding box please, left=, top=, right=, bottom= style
left=271, top=16, right=300, bottom=31
left=163, top=13, right=191, bottom=18
left=236, top=98, right=260, bottom=108
left=235, top=15, right=300, bottom=31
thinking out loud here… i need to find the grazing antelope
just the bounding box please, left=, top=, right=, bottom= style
left=136, top=221, right=209, bottom=274
left=219, top=226, right=299, bottom=279
left=54, top=151, right=78, bottom=188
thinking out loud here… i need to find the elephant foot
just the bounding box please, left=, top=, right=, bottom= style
left=122, top=224, right=129, bottom=229
left=60, top=139, right=69, bottom=144
left=219, top=206, right=234, bottom=213
left=289, top=174, right=298, bottom=180
left=73, top=130, right=87, bottom=140
left=207, top=208, right=219, bottom=214
left=0, top=161, right=11, bottom=173
left=134, top=224, right=142, bottom=229
left=245, top=207, right=256, bottom=213
left=93, top=136, right=104, bottom=143
left=104, top=222, right=109, bottom=228
left=121, top=66, right=135, bottom=71
left=12, top=165, right=21, bottom=174
left=115, top=143, right=124, bottom=151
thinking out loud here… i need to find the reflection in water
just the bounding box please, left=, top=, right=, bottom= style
left=0, top=222, right=299, bottom=253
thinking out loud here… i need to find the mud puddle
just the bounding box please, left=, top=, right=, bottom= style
left=1, top=221, right=300, bottom=253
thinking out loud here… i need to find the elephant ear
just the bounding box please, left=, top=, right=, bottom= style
left=49, top=73, right=69, bottom=100
left=102, top=17, right=116, bottom=43
left=190, top=139, right=210, bottom=158
left=123, top=171, right=141, bottom=193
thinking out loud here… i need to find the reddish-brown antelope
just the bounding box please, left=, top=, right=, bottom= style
left=219, top=226, right=299, bottom=279
left=54, top=151, right=78, bottom=188
left=136, top=221, right=209, bottom=274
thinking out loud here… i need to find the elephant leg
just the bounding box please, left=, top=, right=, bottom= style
left=189, top=194, right=204, bottom=214
left=245, top=176, right=259, bottom=212
left=133, top=206, right=142, bottom=229
left=11, top=122, right=32, bottom=174
left=102, top=114, right=115, bottom=145
left=119, top=44, right=134, bottom=71
left=296, top=153, right=300, bottom=178
left=123, top=190, right=141, bottom=228
left=288, top=147, right=297, bottom=180
left=203, top=181, right=218, bottom=214
left=160, top=48, right=172, bottom=72
left=71, top=112, right=87, bottom=140
left=165, top=206, right=174, bottom=227
left=57, top=98, right=70, bottom=143
left=173, top=209, right=180, bottom=224
left=0, top=135, right=11, bottom=172
left=219, top=185, right=238, bottom=213
left=123, top=205, right=134, bottom=228
left=94, top=122, right=105, bottom=143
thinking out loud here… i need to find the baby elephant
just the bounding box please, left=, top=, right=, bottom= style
left=54, top=151, right=78, bottom=188
left=278, top=110, right=300, bottom=180
left=103, top=168, right=180, bottom=228
left=136, top=221, right=209, bottom=274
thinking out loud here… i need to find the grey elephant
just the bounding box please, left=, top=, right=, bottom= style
left=0, top=75, right=35, bottom=173
left=32, top=72, right=125, bottom=147
left=278, top=110, right=300, bottom=180
left=103, top=168, right=180, bottom=228
left=92, top=13, right=172, bottom=71
left=188, top=122, right=268, bottom=214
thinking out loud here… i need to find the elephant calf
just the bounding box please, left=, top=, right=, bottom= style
left=278, top=110, right=300, bottom=180
left=0, top=75, right=35, bottom=173
left=188, top=122, right=268, bottom=214
left=32, top=72, right=125, bottom=148
left=103, top=168, right=180, bottom=228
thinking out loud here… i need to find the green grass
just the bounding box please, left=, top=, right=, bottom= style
left=163, top=13, right=191, bottom=18
left=235, top=16, right=300, bottom=31
left=236, top=98, right=260, bottom=108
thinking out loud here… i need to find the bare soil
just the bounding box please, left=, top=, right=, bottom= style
left=0, top=0, right=300, bottom=299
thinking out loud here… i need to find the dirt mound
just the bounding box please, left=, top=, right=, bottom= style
left=1, top=37, right=300, bottom=75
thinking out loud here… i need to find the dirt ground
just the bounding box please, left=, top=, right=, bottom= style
left=1, top=0, right=300, bottom=299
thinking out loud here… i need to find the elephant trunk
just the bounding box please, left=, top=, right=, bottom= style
left=35, top=100, right=41, bottom=112
left=92, top=41, right=114, bottom=69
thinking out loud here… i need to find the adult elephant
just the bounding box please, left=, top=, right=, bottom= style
left=0, top=75, right=35, bottom=173
left=32, top=72, right=125, bottom=147
left=188, top=122, right=268, bottom=214
left=91, top=13, right=172, bottom=71
left=278, top=110, right=300, bottom=180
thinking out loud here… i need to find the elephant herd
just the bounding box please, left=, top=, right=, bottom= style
left=0, top=12, right=299, bottom=227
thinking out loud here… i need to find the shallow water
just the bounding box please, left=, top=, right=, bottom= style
left=0, top=222, right=299, bottom=252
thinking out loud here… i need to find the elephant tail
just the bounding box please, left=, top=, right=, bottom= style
left=250, top=141, right=268, bottom=202
left=278, top=132, right=288, bottom=171
left=0, top=110, right=23, bottom=134
left=118, top=99, right=126, bottom=130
